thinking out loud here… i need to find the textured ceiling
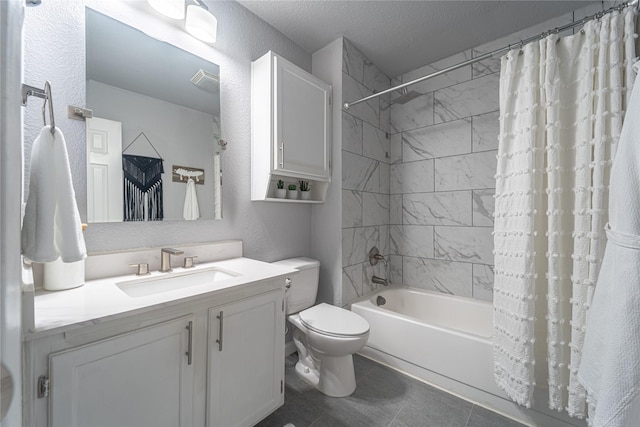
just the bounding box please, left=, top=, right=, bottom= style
left=237, top=0, right=597, bottom=77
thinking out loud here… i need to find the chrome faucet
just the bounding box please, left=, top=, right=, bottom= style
left=160, top=248, right=184, bottom=272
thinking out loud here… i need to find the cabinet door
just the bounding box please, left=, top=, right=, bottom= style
left=274, top=56, right=331, bottom=179
left=48, top=316, right=195, bottom=427
left=207, top=290, right=284, bottom=427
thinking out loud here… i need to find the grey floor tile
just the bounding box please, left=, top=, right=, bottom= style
left=259, top=354, right=525, bottom=427
left=309, top=412, right=354, bottom=427
left=465, top=405, right=526, bottom=427
left=353, top=354, right=378, bottom=379
left=309, top=395, right=402, bottom=427
left=284, top=361, right=301, bottom=387
left=356, top=363, right=428, bottom=401
left=255, top=386, right=324, bottom=427
left=312, top=381, right=406, bottom=427
left=392, top=381, right=473, bottom=427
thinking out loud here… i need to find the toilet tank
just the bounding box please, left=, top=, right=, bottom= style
left=272, top=257, right=320, bottom=314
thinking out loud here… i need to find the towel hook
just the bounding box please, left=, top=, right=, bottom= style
left=42, top=81, right=55, bottom=134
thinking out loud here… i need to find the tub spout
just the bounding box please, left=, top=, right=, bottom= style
left=372, top=276, right=388, bottom=286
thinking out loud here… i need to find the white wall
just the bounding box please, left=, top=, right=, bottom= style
left=311, top=38, right=343, bottom=306
left=23, top=0, right=314, bottom=261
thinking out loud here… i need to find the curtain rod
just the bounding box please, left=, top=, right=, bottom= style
left=344, top=0, right=638, bottom=110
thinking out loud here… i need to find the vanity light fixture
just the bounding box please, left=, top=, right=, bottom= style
left=147, top=0, right=186, bottom=20
left=185, top=0, right=218, bottom=44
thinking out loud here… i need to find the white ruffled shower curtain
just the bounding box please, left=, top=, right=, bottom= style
left=493, top=7, right=636, bottom=418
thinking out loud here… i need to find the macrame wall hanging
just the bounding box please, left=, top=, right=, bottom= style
left=122, top=132, right=164, bottom=221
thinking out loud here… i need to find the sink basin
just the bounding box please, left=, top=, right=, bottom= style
left=116, top=267, right=238, bottom=298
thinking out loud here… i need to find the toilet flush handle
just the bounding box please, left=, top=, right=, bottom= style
left=285, top=278, right=292, bottom=290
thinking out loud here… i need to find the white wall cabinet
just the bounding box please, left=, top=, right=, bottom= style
left=251, top=50, right=332, bottom=202
left=207, top=289, right=284, bottom=427
left=25, top=282, right=285, bottom=427
left=48, top=316, right=195, bottom=427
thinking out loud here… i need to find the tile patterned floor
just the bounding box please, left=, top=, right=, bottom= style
left=256, top=354, right=526, bottom=427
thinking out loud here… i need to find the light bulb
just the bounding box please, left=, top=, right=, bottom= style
left=147, top=0, right=185, bottom=20
left=186, top=5, right=217, bottom=44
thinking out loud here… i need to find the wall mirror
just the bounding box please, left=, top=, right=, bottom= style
left=85, top=8, right=221, bottom=222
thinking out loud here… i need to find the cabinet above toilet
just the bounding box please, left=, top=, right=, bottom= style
left=251, top=51, right=332, bottom=203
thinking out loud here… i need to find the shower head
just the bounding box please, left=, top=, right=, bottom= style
left=190, top=69, right=219, bottom=93
left=390, top=87, right=422, bottom=105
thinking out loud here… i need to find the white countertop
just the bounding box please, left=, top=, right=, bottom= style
left=28, top=257, right=296, bottom=340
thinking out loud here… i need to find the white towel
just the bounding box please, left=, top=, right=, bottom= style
left=578, top=61, right=640, bottom=427
left=21, top=126, right=86, bottom=263
left=183, top=177, right=200, bottom=220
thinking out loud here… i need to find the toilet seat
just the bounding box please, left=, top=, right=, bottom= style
left=298, top=303, right=369, bottom=338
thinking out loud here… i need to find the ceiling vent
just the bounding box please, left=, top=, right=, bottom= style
left=190, top=69, right=219, bottom=92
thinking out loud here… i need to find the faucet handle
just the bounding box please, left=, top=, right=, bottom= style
left=369, top=246, right=387, bottom=266
left=183, top=256, right=198, bottom=269
left=130, top=263, right=150, bottom=276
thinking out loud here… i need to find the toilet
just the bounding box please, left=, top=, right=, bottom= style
left=273, top=257, right=370, bottom=397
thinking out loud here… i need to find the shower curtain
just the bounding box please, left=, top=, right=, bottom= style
left=493, top=7, right=636, bottom=418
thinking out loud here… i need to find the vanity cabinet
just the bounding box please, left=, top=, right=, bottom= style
left=24, top=276, right=287, bottom=427
left=207, top=289, right=284, bottom=427
left=251, top=50, right=332, bottom=203
left=48, top=316, right=195, bottom=427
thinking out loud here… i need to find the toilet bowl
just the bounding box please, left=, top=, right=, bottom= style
left=272, top=258, right=370, bottom=397
left=288, top=303, right=369, bottom=397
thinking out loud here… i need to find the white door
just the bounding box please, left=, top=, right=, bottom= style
left=86, top=116, right=123, bottom=222
left=274, top=56, right=331, bottom=179
left=49, top=316, right=195, bottom=427
left=0, top=1, right=23, bottom=426
left=207, top=290, right=284, bottom=427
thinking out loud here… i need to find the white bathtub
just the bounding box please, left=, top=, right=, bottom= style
left=351, top=287, right=583, bottom=427
left=351, top=287, right=503, bottom=396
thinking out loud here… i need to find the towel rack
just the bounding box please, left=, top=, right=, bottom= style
left=21, top=81, right=55, bottom=135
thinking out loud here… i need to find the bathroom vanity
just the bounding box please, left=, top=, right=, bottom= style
left=22, top=243, right=294, bottom=427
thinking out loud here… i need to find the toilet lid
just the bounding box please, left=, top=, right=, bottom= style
left=299, top=303, right=369, bottom=337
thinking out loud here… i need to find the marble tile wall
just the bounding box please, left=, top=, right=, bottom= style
left=385, top=5, right=605, bottom=302
left=339, top=3, right=612, bottom=305
left=388, top=58, right=498, bottom=301
left=341, top=39, right=391, bottom=306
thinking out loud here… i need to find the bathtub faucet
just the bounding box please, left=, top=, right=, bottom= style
left=372, top=253, right=387, bottom=266
left=369, top=247, right=387, bottom=267
left=372, top=276, right=388, bottom=286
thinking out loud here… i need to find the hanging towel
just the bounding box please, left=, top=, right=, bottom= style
left=183, top=178, right=200, bottom=220
left=122, top=154, right=164, bottom=221
left=21, top=126, right=87, bottom=263
left=578, top=61, right=640, bottom=427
